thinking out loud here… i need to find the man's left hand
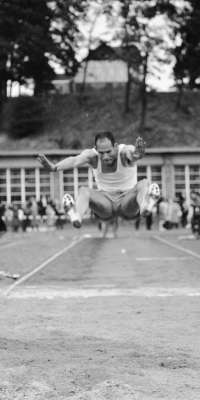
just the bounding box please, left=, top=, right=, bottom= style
left=135, top=136, right=146, bottom=158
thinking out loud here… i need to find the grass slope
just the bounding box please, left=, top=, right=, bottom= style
left=0, top=89, right=200, bottom=150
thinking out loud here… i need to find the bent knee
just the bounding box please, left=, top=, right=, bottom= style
left=91, top=204, right=113, bottom=220
left=78, top=186, right=90, bottom=195
left=120, top=208, right=139, bottom=220
left=137, top=178, right=148, bottom=187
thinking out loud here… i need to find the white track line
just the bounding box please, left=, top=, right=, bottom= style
left=0, top=240, right=23, bottom=250
left=4, top=235, right=87, bottom=296
left=153, top=235, right=200, bottom=260
left=136, top=256, right=190, bottom=261
left=4, top=286, right=200, bottom=299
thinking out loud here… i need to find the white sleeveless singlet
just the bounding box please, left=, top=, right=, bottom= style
left=92, top=144, right=137, bottom=192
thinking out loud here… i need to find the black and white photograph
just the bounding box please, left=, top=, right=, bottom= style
left=0, top=0, right=200, bottom=399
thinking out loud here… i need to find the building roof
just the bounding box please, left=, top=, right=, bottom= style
left=86, top=41, right=141, bottom=65
left=52, top=74, right=69, bottom=82
left=0, top=147, right=200, bottom=157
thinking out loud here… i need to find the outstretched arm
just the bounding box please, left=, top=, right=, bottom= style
left=37, top=154, right=57, bottom=171
left=37, top=149, right=97, bottom=171
left=121, top=136, right=146, bottom=166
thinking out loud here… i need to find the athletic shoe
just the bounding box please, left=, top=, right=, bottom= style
left=62, top=193, right=81, bottom=228
left=140, top=182, right=160, bottom=215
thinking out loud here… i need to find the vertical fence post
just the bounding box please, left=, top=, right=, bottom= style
left=21, top=168, right=25, bottom=205
left=161, top=165, right=166, bottom=198
left=88, top=167, right=93, bottom=189
left=163, top=158, right=174, bottom=199
left=6, top=168, right=11, bottom=205
left=74, top=167, right=78, bottom=199
left=185, top=165, right=190, bottom=205
left=59, top=170, right=64, bottom=205
left=35, top=167, right=40, bottom=202
left=147, top=165, right=151, bottom=182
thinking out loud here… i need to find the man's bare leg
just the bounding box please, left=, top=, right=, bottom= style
left=119, top=179, right=160, bottom=219
left=63, top=187, right=113, bottom=228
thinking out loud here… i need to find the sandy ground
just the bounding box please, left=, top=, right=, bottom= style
left=0, top=224, right=200, bottom=400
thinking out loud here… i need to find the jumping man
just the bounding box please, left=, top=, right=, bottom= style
left=37, top=132, right=160, bottom=229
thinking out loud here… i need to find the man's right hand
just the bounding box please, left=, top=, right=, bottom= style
left=37, top=154, right=56, bottom=171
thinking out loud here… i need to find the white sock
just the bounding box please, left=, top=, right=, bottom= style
left=67, top=208, right=81, bottom=223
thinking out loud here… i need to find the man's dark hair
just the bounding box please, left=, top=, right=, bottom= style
left=95, top=131, right=115, bottom=147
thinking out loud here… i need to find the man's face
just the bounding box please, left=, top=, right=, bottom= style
left=96, top=138, right=118, bottom=165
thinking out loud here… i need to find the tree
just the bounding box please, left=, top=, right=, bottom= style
left=116, top=1, right=141, bottom=113
left=0, top=0, right=58, bottom=100
left=53, top=0, right=88, bottom=82
left=4, top=96, right=45, bottom=139
left=0, top=0, right=20, bottom=104
left=15, top=0, right=58, bottom=96
left=0, top=0, right=86, bottom=100
left=114, top=0, right=177, bottom=131
left=173, top=0, right=200, bottom=91
left=76, top=0, right=114, bottom=96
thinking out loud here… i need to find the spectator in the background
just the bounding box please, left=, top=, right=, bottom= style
left=188, top=190, right=200, bottom=226
left=134, top=214, right=141, bottom=230
left=37, top=195, right=47, bottom=223
left=145, top=211, right=153, bottom=230
left=51, top=200, right=66, bottom=229
left=18, top=206, right=25, bottom=231
left=29, top=197, right=39, bottom=230
left=158, top=197, right=168, bottom=231
left=23, top=201, right=32, bottom=231
left=0, top=203, right=6, bottom=234
left=4, top=206, right=14, bottom=232
left=24, top=197, right=39, bottom=231
left=12, top=205, right=20, bottom=232
left=177, top=193, right=188, bottom=227
left=99, top=216, right=119, bottom=238
left=165, top=198, right=182, bottom=229
left=46, top=201, right=56, bottom=227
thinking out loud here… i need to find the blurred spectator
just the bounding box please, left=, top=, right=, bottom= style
left=145, top=211, right=153, bottom=230
left=18, top=206, right=25, bottom=231
left=101, top=217, right=119, bottom=238
left=4, top=206, right=14, bottom=232
left=23, top=202, right=32, bottom=231
left=52, top=200, right=66, bottom=229
left=177, top=193, right=188, bottom=227
left=135, top=214, right=141, bottom=230
left=158, top=198, right=168, bottom=231
left=165, top=198, right=182, bottom=229
left=188, top=190, right=200, bottom=225
left=46, top=201, right=56, bottom=227
left=0, top=203, right=6, bottom=233
left=12, top=205, right=20, bottom=232
left=37, top=195, right=47, bottom=223
left=29, top=197, right=39, bottom=230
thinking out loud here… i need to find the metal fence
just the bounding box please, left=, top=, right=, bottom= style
left=0, top=158, right=199, bottom=206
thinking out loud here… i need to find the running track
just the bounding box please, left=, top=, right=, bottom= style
left=1, top=224, right=200, bottom=299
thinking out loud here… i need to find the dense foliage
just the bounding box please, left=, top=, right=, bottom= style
left=0, top=0, right=86, bottom=102
left=173, top=0, right=200, bottom=89
left=0, top=0, right=200, bottom=139
left=2, top=96, right=46, bottom=138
